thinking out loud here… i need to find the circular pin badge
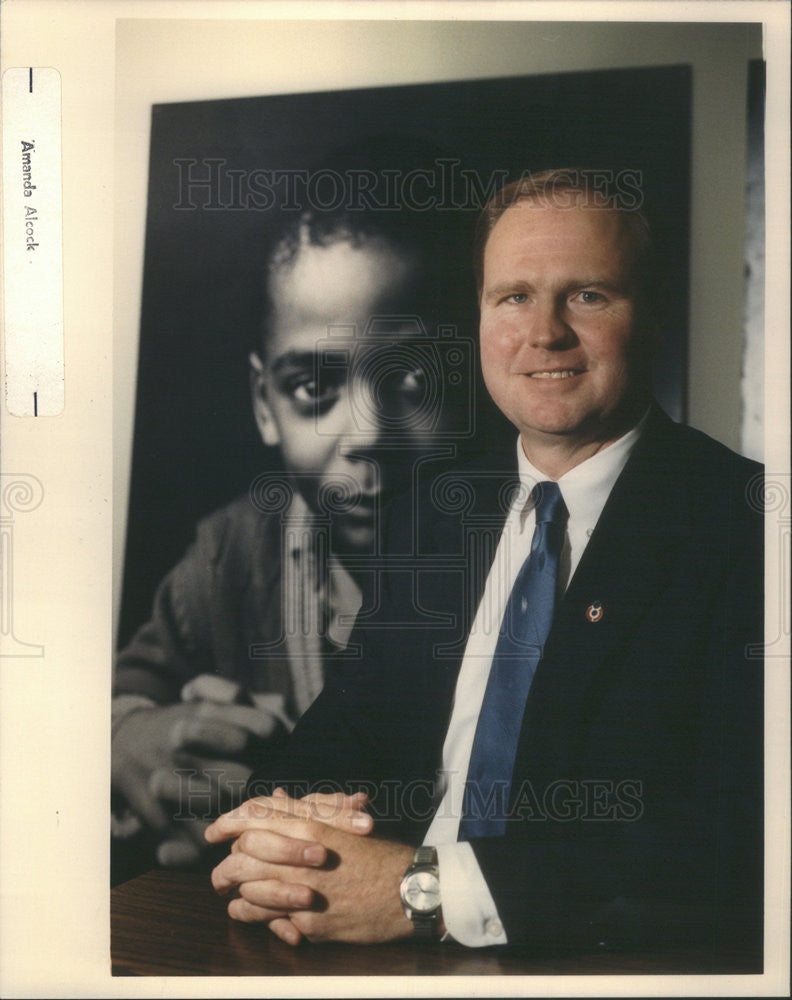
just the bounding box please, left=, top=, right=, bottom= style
left=586, top=602, right=603, bottom=623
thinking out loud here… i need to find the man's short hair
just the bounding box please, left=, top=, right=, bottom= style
left=473, top=167, right=663, bottom=321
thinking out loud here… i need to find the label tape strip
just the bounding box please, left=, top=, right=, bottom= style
left=2, top=68, right=64, bottom=416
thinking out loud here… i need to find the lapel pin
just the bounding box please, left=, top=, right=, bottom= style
left=586, top=602, right=603, bottom=623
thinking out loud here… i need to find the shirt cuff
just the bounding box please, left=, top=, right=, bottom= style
left=434, top=841, right=508, bottom=947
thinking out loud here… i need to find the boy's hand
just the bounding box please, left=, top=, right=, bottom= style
left=111, top=690, right=286, bottom=867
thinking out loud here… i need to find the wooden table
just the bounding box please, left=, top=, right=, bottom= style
left=111, top=869, right=759, bottom=977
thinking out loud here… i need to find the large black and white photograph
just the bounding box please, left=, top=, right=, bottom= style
left=0, top=4, right=788, bottom=997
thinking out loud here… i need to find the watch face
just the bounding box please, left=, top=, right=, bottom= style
left=400, top=870, right=441, bottom=914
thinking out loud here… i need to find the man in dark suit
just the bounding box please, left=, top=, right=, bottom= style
left=204, top=169, right=763, bottom=959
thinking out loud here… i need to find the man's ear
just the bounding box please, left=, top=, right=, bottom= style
left=249, top=351, right=281, bottom=447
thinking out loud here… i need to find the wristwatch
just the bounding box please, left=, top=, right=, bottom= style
left=399, top=846, right=442, bottom=940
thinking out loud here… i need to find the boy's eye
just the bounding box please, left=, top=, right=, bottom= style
left=292, top=379, right=322, bottom=404
left=283, top=372, right=344, bottom=412
left=505, top=292, right=528, bottom=304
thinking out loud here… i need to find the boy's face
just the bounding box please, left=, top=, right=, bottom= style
left=252, top=236, right=443, bottom=553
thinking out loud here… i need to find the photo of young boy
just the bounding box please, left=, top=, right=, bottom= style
left=111, top=175, right=482, bottom=880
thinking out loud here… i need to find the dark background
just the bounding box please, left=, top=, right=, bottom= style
left=119, top=65, right=691, bottom=647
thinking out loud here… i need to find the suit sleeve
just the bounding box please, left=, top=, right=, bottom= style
left=247, top=617, right=417, bottom=810
left=247, top=559, right=445, bottom=845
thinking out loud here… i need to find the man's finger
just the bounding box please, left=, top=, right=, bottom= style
left=268, top=917, right=303, bottom=946
left=239, top=792, right=374, bottom=835
left=207, top=799, right=296, bottom=835
left=205, top=803, right=288, bottom=843
left=213, top=854, right=317, bottom=909
left=296, top=797, right=373, bottom=835
left=211, top=831, right=326, bottom=893
left=302, top=789, right=371, bottom=814
left=227, top=895, right=295, bottom=925
left=238, top=878, right=315, bottom=912
left=270, top=788, right=369, bottom=809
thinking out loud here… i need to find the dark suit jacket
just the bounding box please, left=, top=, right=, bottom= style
left=249, top=407, right=764, bottom=958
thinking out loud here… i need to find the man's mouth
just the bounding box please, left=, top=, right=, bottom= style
left=526, top=369, right=584, bottom=379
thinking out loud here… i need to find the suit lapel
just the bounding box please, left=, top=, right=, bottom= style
left=406, top=413, right=698, bottom=788
left=519, top=408, right=697, bottom=769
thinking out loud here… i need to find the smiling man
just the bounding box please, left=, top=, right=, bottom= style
left=477, top=188, right=655, bottom=477
left=205, top=169, right=763, bottom=964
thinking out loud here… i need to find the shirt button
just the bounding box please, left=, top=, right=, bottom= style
left=485, top=918, right=503, bottom=937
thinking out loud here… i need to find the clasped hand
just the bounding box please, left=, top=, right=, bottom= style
left=205, top=789, right=415, bottom=945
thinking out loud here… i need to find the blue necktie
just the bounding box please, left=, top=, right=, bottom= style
left=459, top=481, right=568, bottom=839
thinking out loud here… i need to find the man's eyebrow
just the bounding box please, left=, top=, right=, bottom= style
left=563, top=279, right=632, bottom=297
left=482, top=281, right=533, bottom=303
left=569, top=277, right=627, bottom=290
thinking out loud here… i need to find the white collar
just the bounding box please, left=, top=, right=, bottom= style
left=514, top=410, right=649, bottom=530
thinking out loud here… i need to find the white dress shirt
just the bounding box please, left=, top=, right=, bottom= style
left=425, top=418, right=647, bottom=946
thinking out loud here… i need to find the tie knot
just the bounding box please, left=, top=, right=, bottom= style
left=531, top=481, right=567, bottom=525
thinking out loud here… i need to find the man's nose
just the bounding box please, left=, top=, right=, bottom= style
left=526, top=297, right=575, bottom=350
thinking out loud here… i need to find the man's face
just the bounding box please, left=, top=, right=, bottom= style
left=479, top=199, right=651, bottom=462
left=253, top=237, right=441, bottom=552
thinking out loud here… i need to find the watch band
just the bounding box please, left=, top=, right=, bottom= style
left=412, top=913, right=438, bottom=940
left=413, top=845, right=436, bottom=866
left=401, top=846, right=441, bottom=940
